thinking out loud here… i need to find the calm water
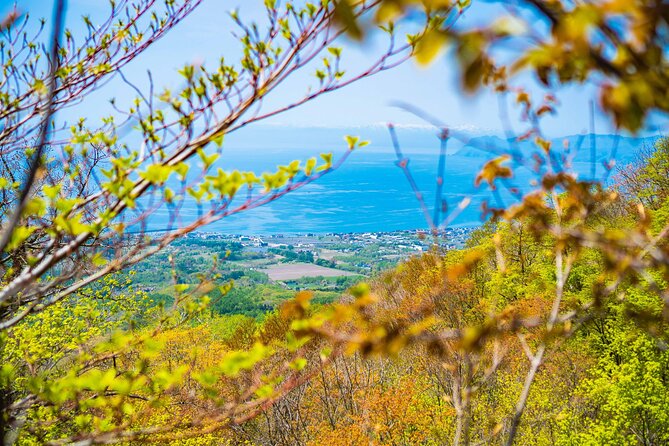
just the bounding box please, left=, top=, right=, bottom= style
left=139, top=136, right=640, bottom=234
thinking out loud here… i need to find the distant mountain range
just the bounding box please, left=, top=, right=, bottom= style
left=451, top=134, right=659, bottom=166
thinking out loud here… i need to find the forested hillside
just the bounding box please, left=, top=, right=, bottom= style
left=4, top=137, right=668, bottom=444
left=3, top=0, right=669, bottom=445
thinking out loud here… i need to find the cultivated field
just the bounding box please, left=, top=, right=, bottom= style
left=261, top=263, right=360, bottom=281
left=317, top=249, right=339, bottom=260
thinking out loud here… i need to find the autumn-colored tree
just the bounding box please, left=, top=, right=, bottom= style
left=291, top=2, right=669, bottom=445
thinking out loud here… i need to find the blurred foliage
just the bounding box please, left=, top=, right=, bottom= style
left=337, top=0, right=669, bottom=131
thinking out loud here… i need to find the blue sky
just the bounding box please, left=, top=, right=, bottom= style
left=4, top=0, right=630, bottom=138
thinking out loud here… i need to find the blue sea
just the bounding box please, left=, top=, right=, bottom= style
left=136, top=131, right=651, bottom=235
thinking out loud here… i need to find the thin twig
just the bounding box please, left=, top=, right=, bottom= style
left=0, top=0, right=66, bottom=253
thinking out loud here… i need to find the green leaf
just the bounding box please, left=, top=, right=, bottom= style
left=43, top=184, right=62, bottom=199
left=174, top=162, right=190, bottom=180
left=305, top=157, right=317, bottom=176
left=198, top=149, right=220, bottom=169
left=6, top=226, right=36, bottom=252
left=318, top=152, right=333, bottom=171
left=164, top=187, right=175, bottom=203
left=211, top=131, right=225, bottom=148
left=22, top=197, right=46, bottom=217
left=327, top=46, right=342, bottom=58
left=139, top=164, right=172, bottom=185
left=345, top=135, right=359, bottom=150
left=289, top=357, right=308, bottom=371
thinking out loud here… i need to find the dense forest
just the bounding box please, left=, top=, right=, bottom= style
left=3, top=0, right=669, bottom=445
